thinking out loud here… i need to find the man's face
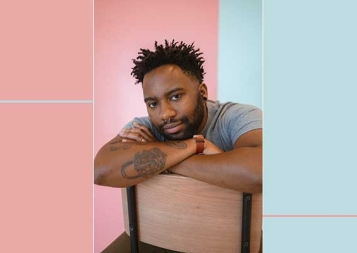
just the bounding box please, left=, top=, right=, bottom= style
left=142, top=64, right=208, bottom=140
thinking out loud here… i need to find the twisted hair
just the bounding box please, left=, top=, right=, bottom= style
left=131, top=40, right=206, bottom=84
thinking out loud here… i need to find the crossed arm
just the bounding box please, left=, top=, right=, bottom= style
left=94, top=137, right=197, bottom=187
left=94, top=124, right=262, bottom=193
left=167, top=129, right=262, bottom=193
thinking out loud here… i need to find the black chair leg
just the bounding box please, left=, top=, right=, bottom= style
left=241, top=193, right=252, bottom=253
left=126, top=186, right=139, bottom=253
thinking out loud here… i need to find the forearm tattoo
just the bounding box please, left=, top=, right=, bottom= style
left=121, top=148, right=167, bottom=179
left=109, top=143, right=131, bottom=152
left=165, top=140, right=187, bottom=149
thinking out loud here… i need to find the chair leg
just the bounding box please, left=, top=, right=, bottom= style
left=241, top=193, right=252, bottom=253
left=127, top=186, right=139, bottom=253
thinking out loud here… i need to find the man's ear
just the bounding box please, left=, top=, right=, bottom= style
left=198, top=83, right=208, bottom=100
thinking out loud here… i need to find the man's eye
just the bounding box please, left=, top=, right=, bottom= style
left=170, top=94, right=181, bottom=101
left=148, top=102, right=158, bottom=108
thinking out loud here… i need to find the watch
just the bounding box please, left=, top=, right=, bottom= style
left=193, top=135, right=205, bottom=154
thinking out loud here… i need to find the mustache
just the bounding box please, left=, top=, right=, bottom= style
left=159, top=118, right=188, bottom=129
left=159, top=118, right=178, bottom=128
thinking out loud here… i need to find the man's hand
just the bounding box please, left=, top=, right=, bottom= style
left=168, top=139, right=223, bottom=174
left=203, top=139, right=224, bottom=155
left=118, top=122, right=158, bottom=143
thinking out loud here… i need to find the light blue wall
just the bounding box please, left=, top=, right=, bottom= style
left=218, top=0, right=262, bottom=108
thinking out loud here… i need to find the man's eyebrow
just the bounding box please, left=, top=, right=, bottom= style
left=165, top=88, right=185, bottom=97
left=144, top=96, right=156, bottom=103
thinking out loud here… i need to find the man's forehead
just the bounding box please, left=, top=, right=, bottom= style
left=143, top=64, right=182, bottom=82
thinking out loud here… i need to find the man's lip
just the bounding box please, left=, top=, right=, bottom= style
left=163, top=121, right=184, bottom=134
left=163, top=121, right=181, bottom=130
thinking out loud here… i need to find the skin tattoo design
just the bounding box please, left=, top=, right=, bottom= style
left=109, top=143, right=131, bottom=152
left=121, top=148, right=167, bottom=179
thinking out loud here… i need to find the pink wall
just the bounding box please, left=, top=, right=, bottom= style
left=94, top=0, right=218, bottom=252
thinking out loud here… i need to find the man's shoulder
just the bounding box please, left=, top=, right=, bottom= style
left=208, top=100, right=262, bottom=116
left=132, top=116, right=153, bottom=127
left=206, top=100, right=262, bottom=150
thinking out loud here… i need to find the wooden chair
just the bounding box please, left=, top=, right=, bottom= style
left=121, top=174, right=262, bottom=253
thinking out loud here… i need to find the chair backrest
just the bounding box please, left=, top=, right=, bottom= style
left=121, top=174, right=262, bottom=253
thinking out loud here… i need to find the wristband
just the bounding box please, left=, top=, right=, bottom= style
left=193, top=135, right=205, bottom=154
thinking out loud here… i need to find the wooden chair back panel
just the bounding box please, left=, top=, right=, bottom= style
left=122, top=174, right=262, bottom=253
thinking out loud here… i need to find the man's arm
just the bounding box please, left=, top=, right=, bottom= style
left=168, top=129, right=262, bottom=193
left=94, top=134, right=197, bottom=188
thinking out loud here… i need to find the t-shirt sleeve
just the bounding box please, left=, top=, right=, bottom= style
left=122, top=117, right=152, bottom=130
left=223, top=104, right=262, bottom=147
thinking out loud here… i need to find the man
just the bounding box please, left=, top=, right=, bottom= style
left=95, top=40, right=262, bottom=252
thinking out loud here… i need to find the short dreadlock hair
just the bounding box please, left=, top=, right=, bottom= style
left=131, top=40, right=206, bottom=84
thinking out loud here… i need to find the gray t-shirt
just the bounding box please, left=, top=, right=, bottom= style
left=123, top=100, right=262, bottom=151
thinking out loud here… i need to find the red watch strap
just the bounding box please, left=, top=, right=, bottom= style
left=193, top=135, right=205, bottom=154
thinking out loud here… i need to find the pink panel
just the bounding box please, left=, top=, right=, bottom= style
left=94, top=0, right=218, bottom=251
left=0, top=104, right=92, bottom=252
left=0, top=0, right=92, bottom=100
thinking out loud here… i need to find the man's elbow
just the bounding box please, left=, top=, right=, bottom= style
left=94, top=162, right=115, bottom=187
left=252, top=181, right=262, bottom=193
left=94, top=172, right=106, bottom=186
left=244, top=171, right=262, bottom=193
left=93, top=156, right=114, bottom=187
left=251, top=173, right=262, bottom=193
left=94, top=167, right=108, bottom=186
left=94, top=166, right=129, bottom=188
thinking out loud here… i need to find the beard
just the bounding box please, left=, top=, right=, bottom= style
left=157, top=94, right=206, bottom=141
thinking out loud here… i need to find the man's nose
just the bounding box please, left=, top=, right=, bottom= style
left=161, top=102, right=176, bottom=122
